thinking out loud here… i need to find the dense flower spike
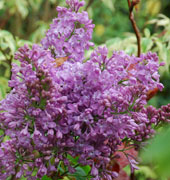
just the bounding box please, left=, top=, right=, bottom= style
left=41, top=0, right=94, bottom=62
left=0, top=1, right=169, bottom=180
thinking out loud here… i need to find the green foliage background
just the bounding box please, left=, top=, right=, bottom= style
left=0, top=0, right=170, bottom=179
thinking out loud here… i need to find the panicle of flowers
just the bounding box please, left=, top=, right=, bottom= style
left=41, top=0, right=94, bottom=62
left=0, top=1, right=169, bottom=180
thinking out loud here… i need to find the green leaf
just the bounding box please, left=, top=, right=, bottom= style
left=68, top=165, right=91, bottom=180
left=141, top=37, right=153, bottom=53
left=29, top=0, right=43, bottom=11
left=141, top=126, right=170, bottom=178
left=0, top=30, right=16, bottom=58
left=0, top=129, right=4, bottom=136
left=49, top=0, right=58, bottom=4
left=67, top=154, right=79, bottom=165
left=15, top=0, right=29, bottom=18
left=16, top=39, right=32, bottom=49
left=136, top=166, right=157, bottom=179
left=3, top=135, right=11, bottom=142
left=101, top=0, right=115, bottom=11
left=68, top=166, right=90, bottom=180
left=41, top=175, right=52, bottom=180
left=0, top=1, right=4, bottom=10
left=20, top=176, right=27, bottom=180
left=144, top=28, right=150, bottom=38
left=157, top=14, right=170, bottom=27
left=29, top=21, right=49, bottom=43
left=0, top=77, right=9, bottom=100
left=31, top=168, right=38, bottom=176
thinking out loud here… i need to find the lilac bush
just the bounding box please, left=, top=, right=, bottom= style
left=0, top=0, right=169, bottom=179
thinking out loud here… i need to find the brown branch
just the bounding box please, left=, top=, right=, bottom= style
left=130, top=172, right=136, bottom=180
left=127, top=0, right=141, bottom=57
left=10, top=165, right=19, bottom=180
left=85, top=0, right=94, bottom=11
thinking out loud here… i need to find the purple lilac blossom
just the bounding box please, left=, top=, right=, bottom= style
left=0, top=44, right=168, bottom=180
left=41, top=0, right=94, bottom=62
left=0, top=1, right=169, bottom=180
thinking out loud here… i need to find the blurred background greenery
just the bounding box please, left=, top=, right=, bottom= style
left=0, top=0, right=170, bottom=179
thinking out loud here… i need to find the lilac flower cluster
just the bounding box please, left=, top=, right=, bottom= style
left=0, top=0, right=169, bottom=180
left=41, top=0, right=94, bottom=62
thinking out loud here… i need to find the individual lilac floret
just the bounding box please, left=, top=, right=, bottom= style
left=41, top=1, right=94, bottom=62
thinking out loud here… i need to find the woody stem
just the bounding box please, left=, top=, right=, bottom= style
left=127, top=0, right=141, bottom=57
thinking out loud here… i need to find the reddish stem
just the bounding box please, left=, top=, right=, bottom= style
left=130, top=172, right=135, bottom=180
left=127, top=0, right=141, bottom=57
